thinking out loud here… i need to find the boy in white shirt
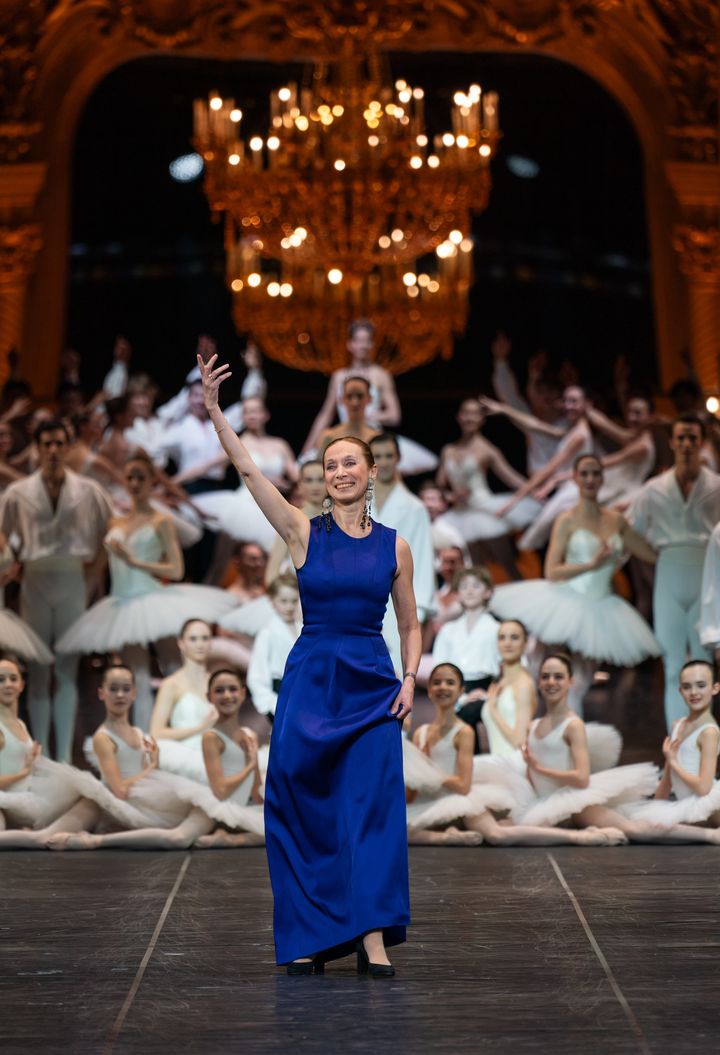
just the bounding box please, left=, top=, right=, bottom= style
left=431, top=565, right=500, bottom=751
left=247, top=573, right=301, bottom=723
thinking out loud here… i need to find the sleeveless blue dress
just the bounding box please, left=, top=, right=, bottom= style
left=264, top=516, right=410, bottom=965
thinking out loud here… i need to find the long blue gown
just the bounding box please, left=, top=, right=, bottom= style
left=264, top=515, right=410, bottom=965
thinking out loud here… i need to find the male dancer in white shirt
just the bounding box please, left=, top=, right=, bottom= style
left=0, top=420, right=112, bottom=761
left=370, top=433, right=435, bottom=673
left=629, top=414, right=720, bottom=729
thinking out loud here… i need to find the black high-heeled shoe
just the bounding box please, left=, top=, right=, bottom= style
left=356, top=941, right=395, bottom=978
left=286, top=957, right=325, bottom=976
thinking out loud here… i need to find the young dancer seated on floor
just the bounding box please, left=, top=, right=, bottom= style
left=430, top=566, right=500, bottom=752
left=481, top=620, right=537, bottom=758
left=619, top=659, right=720, bottom=832
left=5, top=663, right=264, bottom=850
left=403, top=663, right=626, bottom=847
left=487, top=654, right=720, bottom=845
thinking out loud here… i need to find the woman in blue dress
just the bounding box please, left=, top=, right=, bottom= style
left=198, top=354, right=421, bottom=977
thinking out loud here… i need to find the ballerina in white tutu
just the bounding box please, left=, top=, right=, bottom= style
left=55, top=454, right=236, bottom=728
left=150, top=618, right=219, bottom=783
left=0, top=656, right=91, bottom=845
left=516, top=654, right=720, bottom=845
left=0, top=540, right=53, bottom=667
left=404, top=663, right=625, bottom=846
left=621, top=660, right=720, bottom=833
left=481, top=620, right=537, bottom=758
left=491, top=454, right=660, bottom=714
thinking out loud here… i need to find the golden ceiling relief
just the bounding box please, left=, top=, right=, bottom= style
left=0, top=222, right=43, bottom=282
left=673, top=224, right=720, bottom=282
left=0, top=0, right=57, bottom=161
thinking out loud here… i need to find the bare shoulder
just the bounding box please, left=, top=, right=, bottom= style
left=454, top=723, right=475, bottom=748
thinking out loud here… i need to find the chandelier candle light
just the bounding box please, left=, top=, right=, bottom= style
left=194, top=48, right=500, bottom=372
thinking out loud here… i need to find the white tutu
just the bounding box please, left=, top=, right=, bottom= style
left=165, top=779, right=264, bottom=835
left=219, top=594, right=275, bottom=637
left=0, top=758, right=84, bottom=828
left=60, top=765, right=197, bottom=830
left=157, top=739, right=208, bottom=783
left=0, top=609, right=54, bottom=663
left=397, top=435, right=439, bottom=476
left=622, top=783, right=720, bottom=826
left=192, top=486, right=277, bottom=550
left=436, top=492, right=541, bottom=542
left=55, top=584, right=236, bottom=653
left=402, top=738, right=515, bottom=829
left=491, top=580, right=660, bottom=665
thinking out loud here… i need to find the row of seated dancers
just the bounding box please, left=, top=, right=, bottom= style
left=3, top=325, right=720, bottom=767
left=1, top=613, right=719, bottom=850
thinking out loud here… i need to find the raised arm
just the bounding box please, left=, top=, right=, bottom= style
left=480, top=395, right=565, bottom=439
left=390, top=537, right=421, bottom=721
left=587, top=406, right=634, bottom=447
left=199, top=354, right=309, bottom=565
left=486, top=441, right=527, bottom=491
left=500, top=428, right=585, bottom=514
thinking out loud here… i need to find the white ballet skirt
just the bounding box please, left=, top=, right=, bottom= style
left=490, top=529, right=661, bottom=666
left=435, top=453, right=540, bottom=541
left=403, top=725, right=515, bottom=830
left=78, top=725, right=263, bottom=834
left=55, top=523, right=236, bottom=653
left=472, top=717, right=658, bottom=828
left=157, top=691, right=215, bottom=783
left=192, top=448, right=284, bottom=551
left=622, top=719, right=720, bottom=826
left=700, top=521, right=720, bottom=647
left=219, top=594, right=275, bottom=637
left=0, top=720, right=80, bottom=827
left=0, top=545, right=53, bottom=663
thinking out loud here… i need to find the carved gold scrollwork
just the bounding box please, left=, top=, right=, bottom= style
left=0, top=1, right=57, bottom=160
left=673, top=224, right=720, bottom=283
left=0, top=223, right=43, bottom=284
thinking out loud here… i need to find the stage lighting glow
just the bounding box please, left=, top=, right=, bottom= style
left=169, top=153, right=204, bottom=183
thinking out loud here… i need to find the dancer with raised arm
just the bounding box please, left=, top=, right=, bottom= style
left=198, top=351, right=420, bottom=978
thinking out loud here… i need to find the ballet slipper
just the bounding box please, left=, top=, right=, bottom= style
left=47, top=831, right=100, bottom=851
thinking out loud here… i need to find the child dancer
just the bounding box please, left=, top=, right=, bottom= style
left=431, top=566, right=500, bottom=750
left=404, top=663, right=625, bottom=846
left=481, top=620, right=537, bottom=758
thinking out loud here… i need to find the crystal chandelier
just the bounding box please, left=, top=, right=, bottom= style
left=194, top=43, right=500, bottom=373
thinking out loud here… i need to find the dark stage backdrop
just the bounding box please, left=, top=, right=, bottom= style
left=67, top=51, right=654, bottom=465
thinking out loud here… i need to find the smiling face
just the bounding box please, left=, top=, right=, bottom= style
left=178, top=620, right=212, bottom=663
left=497, top=620, right=527, bottom=665
left=209, top=672, right=245, bottom=718
left=538, top=657, right=572, bottom=707
left=626, top=398, right=651, bottom=431
left=124, top=458, right=154, bottom=502
left=99, top=666, right=136, bottom=718
left=0, top=659, right=24, bottom=709
left=573, top=455, right=603, bottom=499
left=428, top=664, right=464, bottom=712
left=679, top=662, right=719, bottom=717
left=323, top=440, right=375, bottom=506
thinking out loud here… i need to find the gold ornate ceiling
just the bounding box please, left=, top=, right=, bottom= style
left=0, top=0, right=718, bottom=390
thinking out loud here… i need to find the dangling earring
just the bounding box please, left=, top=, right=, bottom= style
left=361, top=480, right=374, bottom=530
left=322, top=495, right=334, bottom=533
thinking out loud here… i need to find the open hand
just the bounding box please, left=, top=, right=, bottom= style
left=197, top=353, right=232, bottom=411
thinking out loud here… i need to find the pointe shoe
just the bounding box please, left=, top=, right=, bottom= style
left=286, top=957, right=325, bottom=976
left=356, top=941, right=395, bottom=978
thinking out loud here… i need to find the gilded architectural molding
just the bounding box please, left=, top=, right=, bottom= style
left=0, top=223, right=43, bottom=284
left=0, top=1, right=57, bottom=161
left=673, top=224, right=720, bottom=283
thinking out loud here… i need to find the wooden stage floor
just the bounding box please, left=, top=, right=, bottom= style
left=2, top=846, right=717, bottom=1054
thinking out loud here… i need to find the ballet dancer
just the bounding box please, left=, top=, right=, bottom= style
left=630, top=414, right=720, bottom=729
left=482, top=620, right=537, bottom=758
left=246, top=573, right=301, bottom=722
left=491, top=454, right=660, bottom=714
left=404, top=663, right=624, bottom=847
left=0, top=419, right=113, bottom=761
left=198, top=350, right=419, bottom=977
left=315, top=376, right=380, bottom=454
